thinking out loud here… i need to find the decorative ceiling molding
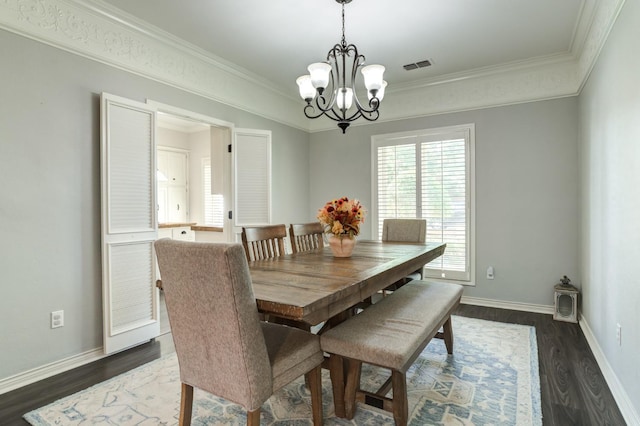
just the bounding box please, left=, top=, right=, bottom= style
left=0, top=0, right=306, bottom=129
left=0, top=0, right=625, bottom=133
left=575, top=0, right=626, bottom=91
left=371, top=59, right=579, bottom=127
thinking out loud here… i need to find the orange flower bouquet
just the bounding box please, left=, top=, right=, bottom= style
left=317, top=196, right=366, bottom=239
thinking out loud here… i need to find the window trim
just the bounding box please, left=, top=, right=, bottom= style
left=371, top=124, right=476, bottom=285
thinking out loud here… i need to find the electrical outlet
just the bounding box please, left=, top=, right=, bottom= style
left=51, top=310, right=64, bottom=329
left=486, top=266, right=494, bottom=280
left=616, top=323, right=622, bottom=346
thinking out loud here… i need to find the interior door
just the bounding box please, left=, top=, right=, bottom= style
left=232, top=128, right=272, bottom=241
left=100, top=93, right=159, bottom=354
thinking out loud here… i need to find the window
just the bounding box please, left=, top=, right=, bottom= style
left=203, top=158, right=224, bottom=227
left=373, top=124, right=475, bottom=283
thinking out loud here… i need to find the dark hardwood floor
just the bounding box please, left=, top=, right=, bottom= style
left=454, top=305, right=626, bottom=426
left=0, top=305, right=627, bottom=425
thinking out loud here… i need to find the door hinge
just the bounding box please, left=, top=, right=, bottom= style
left=228, top=211, right=233, bottom=219
left=228, top=144, right=232, bottom=153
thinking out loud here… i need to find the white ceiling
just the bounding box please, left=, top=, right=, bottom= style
left=98, top=0, right=588, bottom=97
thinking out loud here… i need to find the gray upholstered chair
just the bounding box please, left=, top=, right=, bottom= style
left=289, top=222, right=325, bottom=253
left=381, top=219, right=428, bottom=289
left=241, top=224, right=287, bottom=261
left=154, top=239, right=324, bottom=426
left=382, top=218, right=427, bottom=245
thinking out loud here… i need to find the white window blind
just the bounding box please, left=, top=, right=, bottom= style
left=376, top=143, right=417, bottom=237
left=421, top=138, right=467, bottom=277
left=373, top=125, right=474, bottom=282
left=203, top=158, right=224, bottom=227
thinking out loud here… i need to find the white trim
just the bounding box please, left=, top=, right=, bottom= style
left=461, top=296, right=555, bottom=315
left=371, top=124, right=475, bottom=283
left=147, top=101, right=235, bottom=130
left=579, top=316, right=640, bottom=426
left=0, top=348, right=105, bottom=395
left=0, top=0, right=625, bottom=133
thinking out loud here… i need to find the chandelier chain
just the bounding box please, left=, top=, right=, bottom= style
left=341, top=2, right=346, bottom=47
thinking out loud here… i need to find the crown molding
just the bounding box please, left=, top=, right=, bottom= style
left=576, top=0, right=626, bottom=91
left=307, top=56, right=580, bottom=132
left=0, top=0, right=625, bottom=133
left=0, top=0, right=308, bottom=130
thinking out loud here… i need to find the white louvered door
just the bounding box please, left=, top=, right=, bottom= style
left=100, top=93, right=159, bottom=354
left=232, top=129, right=272, bottom=239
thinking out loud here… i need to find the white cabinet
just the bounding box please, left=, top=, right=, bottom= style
left=157, top=148, right=187, bottom=184
left=157, top=148, right=189, bottom=223
left=171, top=226, right=195, bottom=241
left=158, top=226, right=195, bottom=241
left=167, top=186, right=188, bottom=222
left=158, top=228, right=172, bottom=239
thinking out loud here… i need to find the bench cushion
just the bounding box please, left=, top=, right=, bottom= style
left=321, top=280, right=463, bottom=371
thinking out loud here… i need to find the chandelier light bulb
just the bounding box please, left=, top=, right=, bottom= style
left=308, top=62, right=332, bottom=92
left=336, top=87, right=353, bottom=111
left=361, top=64, right=385, bottom=92
left=368, top=80, right=387, bottom=102
left=296, top=75, right=317, bottom=102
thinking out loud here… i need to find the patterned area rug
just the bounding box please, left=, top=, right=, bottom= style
left=24, top=316, right=541, bottom=425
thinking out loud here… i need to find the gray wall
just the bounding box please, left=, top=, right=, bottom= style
left=579, top=0, right=640, bottom=414
left=309, top=98, right=580, bottom=307
left=0, top=29, right=309, bottom=380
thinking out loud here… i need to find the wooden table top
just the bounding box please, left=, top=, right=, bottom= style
left=249, top=240, right=446, bottom=326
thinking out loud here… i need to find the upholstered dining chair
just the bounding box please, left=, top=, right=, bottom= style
left=241, top=224, right=287, bottom=261
left=154, top=239, right=324, bottom=426
left=382, top=218, right=428, bottom=290
left=289, top=222, right=325, bottom=254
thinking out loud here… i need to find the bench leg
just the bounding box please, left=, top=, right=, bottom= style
left=391, top=370, right=408, bottom=426
left=329, top=354, right=346, bottom=418
left=344, top=359, right=362, bottom=419
left=443, top=316, right=454, bottom=354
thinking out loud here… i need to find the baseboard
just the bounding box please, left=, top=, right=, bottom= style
left=0, top=347, right=105, bottom=396
left=461, top=296, right=555, bottom=315
left=579, top=316, right=640, bottom=426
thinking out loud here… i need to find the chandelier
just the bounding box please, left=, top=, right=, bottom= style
left=296, top=0, right=387, bottom=133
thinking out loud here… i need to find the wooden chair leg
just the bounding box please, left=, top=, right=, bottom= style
left=179, top=383, right=194, bottom=426
left=329, top=354, right=346, bottom=418
left=391, top=370, right=408, bottom=426
left=344, top=359, right=362, bottom=420
left=305, top=365, right=324, bottom=425
left=246, top=408, right=261, bottom=426
left=443, top=317, right=454, bottom=354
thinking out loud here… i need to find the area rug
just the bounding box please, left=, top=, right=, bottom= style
left=24, top=316, right=541, bottom=425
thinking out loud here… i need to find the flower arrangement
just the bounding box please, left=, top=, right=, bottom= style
left=317, top=196, right=366, bottom=238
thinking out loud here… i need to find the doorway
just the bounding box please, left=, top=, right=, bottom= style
left=152, top=104, right=235, bottom=335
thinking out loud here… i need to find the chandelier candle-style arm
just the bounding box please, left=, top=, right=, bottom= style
left=296, top=0, right=386, bottom=133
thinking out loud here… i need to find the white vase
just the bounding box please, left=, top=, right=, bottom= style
left=327, top=235, right=356, bottom=257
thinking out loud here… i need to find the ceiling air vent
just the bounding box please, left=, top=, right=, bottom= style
left=403, top=59, right=433, bottom=71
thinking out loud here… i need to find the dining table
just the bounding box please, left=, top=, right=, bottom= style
left=248, top=240, right=446, bottom=327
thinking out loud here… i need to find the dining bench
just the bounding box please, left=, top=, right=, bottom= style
left=320, top=280, right=464, bottom=426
